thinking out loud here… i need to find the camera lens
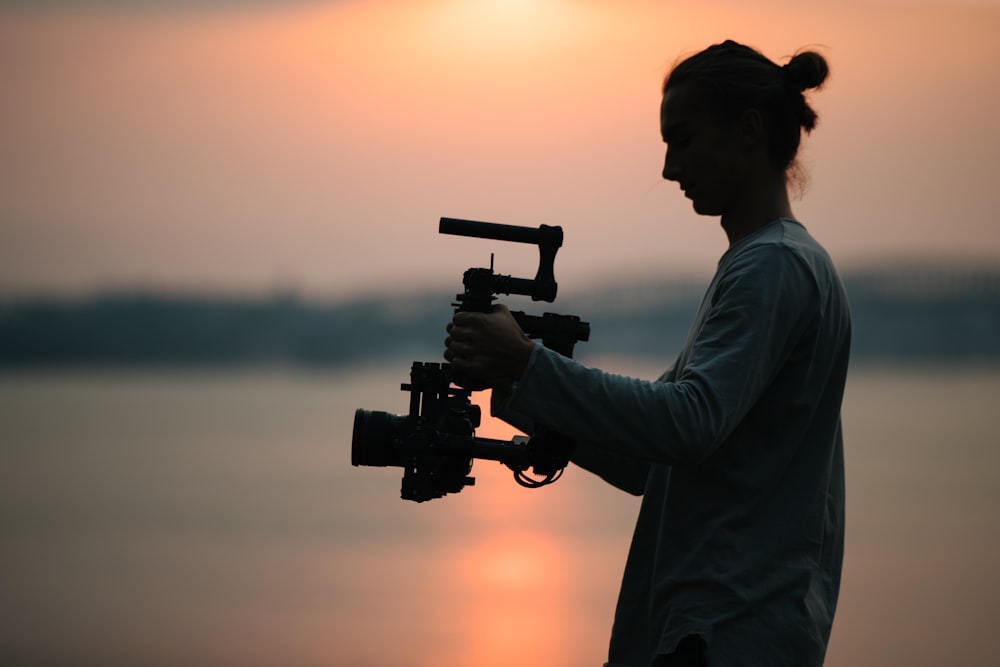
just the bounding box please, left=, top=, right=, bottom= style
left=352, top=409, right=407, bottom=467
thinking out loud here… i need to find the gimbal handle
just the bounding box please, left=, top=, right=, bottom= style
left=439, top=217, right=561, bottom=304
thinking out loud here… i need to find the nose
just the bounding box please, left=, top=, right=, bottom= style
left=662, top=148, right=680, bottom=182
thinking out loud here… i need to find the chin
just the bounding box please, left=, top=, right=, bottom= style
left=691, top=200, right=724, bottom=217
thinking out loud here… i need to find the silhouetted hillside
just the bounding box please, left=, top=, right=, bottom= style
left=0, top=291, right=451, bottom=368
left=1, top=266, right=998, bottom=368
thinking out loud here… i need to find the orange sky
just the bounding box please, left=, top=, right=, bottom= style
left=1, top=0, right=999, bottom=298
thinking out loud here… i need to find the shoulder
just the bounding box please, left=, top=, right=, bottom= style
left=713, top=222, right=824, bottom=313
left=722, top=223, right=809, bottom=279
left=724, top=220, right=835, bottom=282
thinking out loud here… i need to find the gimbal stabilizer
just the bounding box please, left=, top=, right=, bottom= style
left=351, top=217, right=589, bottom=502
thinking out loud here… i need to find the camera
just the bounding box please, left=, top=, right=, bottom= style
left=351, top=218, right=589, bottom=502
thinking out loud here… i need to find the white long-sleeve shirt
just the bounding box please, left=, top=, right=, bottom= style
left=497, top=219, right=851, bottom=666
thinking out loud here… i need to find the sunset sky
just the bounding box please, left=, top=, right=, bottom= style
left=1, top=0, right=998, bottom=299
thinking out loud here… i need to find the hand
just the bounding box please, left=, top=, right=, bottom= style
left=444, top=304, right=535, bottom=388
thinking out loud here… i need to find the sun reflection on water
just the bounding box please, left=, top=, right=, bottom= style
left=452, top=529, right=573, bottom=667
left=422, top=389, right=584, bottom=667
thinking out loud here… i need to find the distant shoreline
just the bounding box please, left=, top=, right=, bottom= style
left=2, top=266, right=999, bottom=368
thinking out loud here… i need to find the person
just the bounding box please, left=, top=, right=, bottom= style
left=444, top=40, right=850, bottom=667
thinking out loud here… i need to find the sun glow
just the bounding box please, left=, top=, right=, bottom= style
left=419, top=0, right=605, bottom=57
left=454, top=530, right=574, bottom=667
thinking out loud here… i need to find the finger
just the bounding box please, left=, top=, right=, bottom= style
left=453, top=310, right=487, bottom=327
left=444, top=337, right=468, bottom=358
left=443, top=340, right=464, bottom=362
left=447, top=322, right=477, bottom=343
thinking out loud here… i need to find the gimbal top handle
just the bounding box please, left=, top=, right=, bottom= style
left=439, top=217, right=562, bottom=303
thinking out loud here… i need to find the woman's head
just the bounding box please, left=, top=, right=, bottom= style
left=662, top=40, right=829, bottom=179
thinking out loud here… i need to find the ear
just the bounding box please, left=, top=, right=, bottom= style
left=738, top=108, right=764, bottom=150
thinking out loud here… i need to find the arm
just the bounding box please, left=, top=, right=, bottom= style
left=500, top=246, right=816, bottom=465
left=491, top=371, right=649, bottom=495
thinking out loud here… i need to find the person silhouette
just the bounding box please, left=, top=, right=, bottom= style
left=445, top=40, right=850, bottom=667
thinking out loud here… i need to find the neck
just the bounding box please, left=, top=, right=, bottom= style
left=720, top=174, right=794, bottom=245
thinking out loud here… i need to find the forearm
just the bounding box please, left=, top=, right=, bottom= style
left=570, top=438, right=649, bottom=495
left=491, top=363, right=648, bottom=495
left=502, top=346, right=738, bottom=466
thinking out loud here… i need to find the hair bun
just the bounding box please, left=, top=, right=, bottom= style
left=782, top=51, right=829, bottom=92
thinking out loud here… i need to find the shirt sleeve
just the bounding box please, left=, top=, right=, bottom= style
left=501, top=244, right=816, bottom=465
left=491, top=365, right=650, bottom=495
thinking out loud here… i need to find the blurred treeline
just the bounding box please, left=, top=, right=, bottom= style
left=1, top=266, right=998, bottom=368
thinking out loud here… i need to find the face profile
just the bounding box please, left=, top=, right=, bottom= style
left=660, top=83, right=747, bottom=218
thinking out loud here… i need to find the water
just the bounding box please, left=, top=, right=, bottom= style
left=0, top=363, right=997, bottom=666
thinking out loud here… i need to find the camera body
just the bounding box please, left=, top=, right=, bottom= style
left=351, top=218, right=589, bottom=502
left=353, top=362, right=481, bottom=502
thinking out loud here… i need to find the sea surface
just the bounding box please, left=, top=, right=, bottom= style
left=1, top=361, right=998, bottom=667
